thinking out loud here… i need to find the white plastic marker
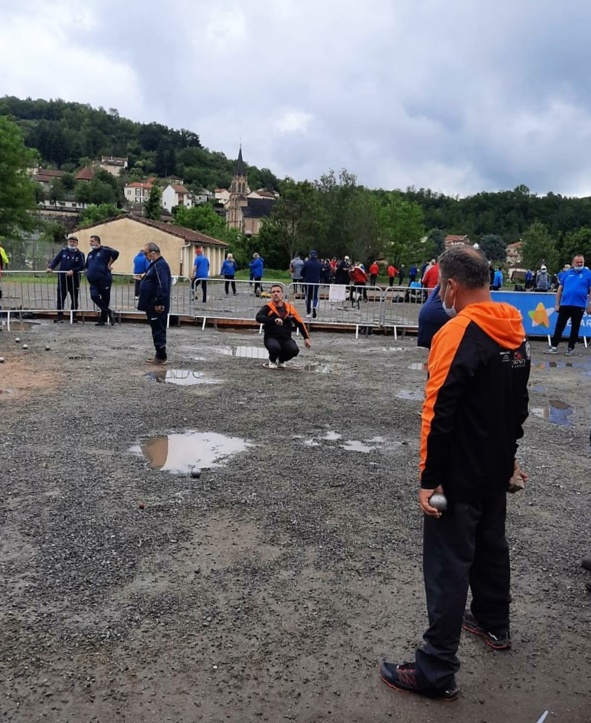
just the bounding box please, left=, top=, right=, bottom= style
left=535, top=712, right=549, bottom=723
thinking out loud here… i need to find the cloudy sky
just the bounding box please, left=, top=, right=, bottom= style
left=1, top=0, right=591, bottom=197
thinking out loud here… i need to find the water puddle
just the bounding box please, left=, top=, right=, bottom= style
left=146, top=370, right=219, bottom=386
left=299, top=363, right=334, bottom=374
left=341, top=440, right=377, bottom=453
left=395, top=389, right=424, bottom=401
left=530, top=400, right=573, bottom=427
left=4, top=321, right=42, bottom=331
left=323, top=431, right=342, bottom=441
left=131, top=431, right=251, bottom=473
left=408, top=362, right=428, bottom=371
left=216, top=346, right=268, bottom=359
left=533, top=360, right=591, bottom=370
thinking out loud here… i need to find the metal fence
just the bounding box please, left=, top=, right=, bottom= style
left=0, top=272, right=425, bottom=335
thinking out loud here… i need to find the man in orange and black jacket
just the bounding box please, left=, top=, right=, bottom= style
left=381, top=245, right=530, bottom=702
left=255, top=284, right=311, bottom=369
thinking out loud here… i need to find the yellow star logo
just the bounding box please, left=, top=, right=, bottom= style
left=528, top=302, right=552, bottom=328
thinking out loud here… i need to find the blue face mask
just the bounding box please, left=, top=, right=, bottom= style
left=573, top=265, right=584, bottom=272
left=68, top=245, right=77, bottom=251
left=441, top=284, right=457, bottom=318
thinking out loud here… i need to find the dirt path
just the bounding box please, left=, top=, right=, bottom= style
left=0, top=321, right=590, bottom=722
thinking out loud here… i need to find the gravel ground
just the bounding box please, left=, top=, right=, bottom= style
left=0, top=319, right=590, bottom=723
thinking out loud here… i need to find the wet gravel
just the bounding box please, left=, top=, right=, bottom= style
left=0, top=319, right=590, bottom=722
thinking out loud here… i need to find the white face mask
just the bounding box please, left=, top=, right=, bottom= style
left=573, top=264, right=584, bottom=272
left=441, top=284, right=457, bottom=318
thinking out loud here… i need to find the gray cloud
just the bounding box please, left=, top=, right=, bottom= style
left=2, top=0, right=591, bottom=196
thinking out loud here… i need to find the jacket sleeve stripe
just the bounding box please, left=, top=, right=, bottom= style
left=419, top=318, right=471, bottom=483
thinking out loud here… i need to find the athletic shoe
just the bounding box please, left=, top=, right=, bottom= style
left=313, top=309, right=318, bottom=319
left=95, top=321, right=107, bottom=326
left=581, top=559, right=591, bottom=571
left=267, top=360, right=278, bottom=369
left=462, top=610, right=511, bottom=650
left=146, top=357, right=168, bottom=365
left=565, top=348, right=574, bottom=356
left=544, top=346, right=558, bottom=354
left=305, top=313, right=312, bottom=319
left=54, top=316, right=64, bottom=323
left=278, top=362, right=287, bottom=368
left=380, top=661, right=459, bottom=701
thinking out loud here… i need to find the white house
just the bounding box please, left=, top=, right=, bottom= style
left=124, top=181, right=153, bottom=204
left=162, top=183, right=194, bottom=212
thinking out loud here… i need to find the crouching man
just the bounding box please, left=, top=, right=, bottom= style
left=255, top=284, right=311, bottom=368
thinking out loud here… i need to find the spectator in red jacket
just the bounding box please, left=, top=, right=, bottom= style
left=422, top=260, right=439, bottom=290
left=388, top=264, right=398, bottom=287
left=369, top=261, right=380, bottom=287
left=350, top=263, right=369, bottom=302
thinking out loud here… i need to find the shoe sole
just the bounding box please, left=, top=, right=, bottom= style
left=380, top=672, right=458, bottom=701
left=462, top=620, right=511, bottom=650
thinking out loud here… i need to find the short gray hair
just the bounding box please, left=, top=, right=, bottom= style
left=438, top=245, right=489, bottom=289
left=145, top=242, right=160, bottom=254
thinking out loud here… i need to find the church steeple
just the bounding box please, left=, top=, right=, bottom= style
left=227, top=144, right=250, bottom=230
left=235, top=145, right=246, bottom=176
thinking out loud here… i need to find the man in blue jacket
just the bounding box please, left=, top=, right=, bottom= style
left=133, top=248, right=150, bottom=299
left=192, top=247, right=210, bottom=303
left=138, top=242, right=172, bottom=364
left=547, top=254, right=591, bottom=356
left=84, top=235, right=119, bottom=326
left=46, top=235, right=85, bottom=323
left=301, top=250, right=323, bottom=319
left=249, top=253, right=264, bottom=297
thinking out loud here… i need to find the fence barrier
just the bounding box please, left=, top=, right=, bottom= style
left=1, top=271, right=589, bottom=342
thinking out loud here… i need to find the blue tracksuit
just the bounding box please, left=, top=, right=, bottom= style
left=138, top=256, right=172, bottom=360
left=133, top=251, right=150, bottom=275
left=49, top=247, right=86, bottom=314
left=85, top=245, right=120, bottom=322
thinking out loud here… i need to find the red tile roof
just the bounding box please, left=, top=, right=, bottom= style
left=75, top=166, right=95, bottom=181
left=171, top=184, right=189, bottom=194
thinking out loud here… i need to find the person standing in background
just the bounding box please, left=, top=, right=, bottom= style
left=85, top=235, right=119, bottom=326
left=220, top=253, right=238, bottom=295
left=133, top=248, right=150, bottom=300
left=192, top=247, right=210, bottom=303
left=46, top=235, right=85, bottom=323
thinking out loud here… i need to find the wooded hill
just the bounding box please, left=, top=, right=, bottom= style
left=0, top=96, right=279, bottom=193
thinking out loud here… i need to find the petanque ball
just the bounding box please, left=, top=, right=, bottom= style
left=191, top=468, right=201, bottom=479
left=22, top=344, right=29, bottom=350
left=429, top=493, right=448, bottom=511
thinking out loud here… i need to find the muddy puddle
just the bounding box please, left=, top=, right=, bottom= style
left=216, top=346, right=268, bottom=359
left=300, top=432, right=386, bottom=453
left=146, top=369, right=219, bottom=386
left=131, top=431, right=251, bottom=473
left=530, top=400, right=573, bottom=427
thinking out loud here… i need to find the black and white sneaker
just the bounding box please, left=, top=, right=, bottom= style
left=380, top=661, right=459, bottom=701
left=462, top=610, right=511, bottom=650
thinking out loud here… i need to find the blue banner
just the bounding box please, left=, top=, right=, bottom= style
left=492, top=291, right=591, bottom=338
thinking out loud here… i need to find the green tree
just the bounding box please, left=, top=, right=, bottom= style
left=145, top=185, right=162, bottom=220
left=260, top=178, right=325, bottom=265
left=79, top=203, right=120, bottom=227
left=0, top=116, right=38, bottom=239
left=378, top=192, right=426, bottom=267
left=521, top=221, right=559, bottom=271
left=559, top=227, right=591, bottom=266
left=174, top=203, right=227, bottom=237
left=478, top=234, right=506, bottom=262
left=49, top=177, right=66, bottom=204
